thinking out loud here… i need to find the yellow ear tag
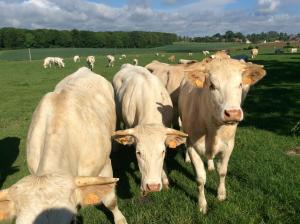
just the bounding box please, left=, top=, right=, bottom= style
left=194, top=79, right=202, bottom=87
left=118, top=137, right=128, bottom=145
left=84, top=193, right=100, bottom=204
left=168, top=140, right=177, bottom=149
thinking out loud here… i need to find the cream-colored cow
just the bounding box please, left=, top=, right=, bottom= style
left=178, top=59, right=198, bottom=64
left=73, top=55, right=80, bottom=62
left=178, top=57, right=266, bottom=214
left=168, top=55, right=176, bottom=62
left=112, top=64, right=187, bottom=194
left=133, top=58, right=138, bottom=65
left=0, top=67, right=127, bottom=224
left=107, top=55, right=115, bottom=67
left=251, top=48, right=259, bottom=59
left=291, top=48, right=298, bottom=53
left=43, top=57, right=55, bottom=68
left=86, top=56, right=95, bottom=70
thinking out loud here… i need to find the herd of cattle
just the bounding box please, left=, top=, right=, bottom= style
left=0, top=50, right=267, bottom=223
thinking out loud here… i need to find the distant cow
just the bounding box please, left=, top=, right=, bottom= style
left=0, top=67, right=127, bottom=224
left=188, top=52, right=193, bottom=56
left=86, top=56, right=95, bottom=70
left=251, top=48, right=259, bottom=59
left=203, top=50, right=210, bottom=56
left=133, top=58, right=138, bottom=65
left=168, top=55, right=176, bottom=62
left=178, top=59, right=198, bottom=64
left=178, top=57, right=266, bottom=214
left=73, top=55, right=80, bottom=63
left=54, top=57, right=65, bottom=68
left=112, top=64, right=187, bottom=194
left=121, top=54, right=126, bottom=58
left=43, top=57, right=54, bottom=68
left=291, top=48, right=298, bottom=53
left=107, top=55, right=115, bottom=67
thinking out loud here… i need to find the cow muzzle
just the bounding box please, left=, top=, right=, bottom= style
left=146, top=183, right=161, bottom=192
left=223, top=109, right=243, bottom=123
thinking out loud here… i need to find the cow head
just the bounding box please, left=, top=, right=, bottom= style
left=0, top=174, right=117, bottom=224
left=186, top=58, right=266, bottom=125
left=112, top=124, right=187, bottom=193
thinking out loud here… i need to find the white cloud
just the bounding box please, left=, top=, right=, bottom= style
left=0, top=0, right=299, bottom=36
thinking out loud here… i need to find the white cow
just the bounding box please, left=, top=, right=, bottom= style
left=54, top=57, right=65, bottom=68
left=133, top=58, right=138, bottom=65
left=121, top=54, right=126, bottom=59
left=43, top=57, right=55, bottom=68
left=112, top=64, right=187, bottom=194
left=291, top=48, right=298, bottom=53
left=251, top=48, right=259, bottom=59
left=86, top=56, right=95, bottom=70
left=156, top=52, right=160, bottom=56
left=203, top=50, right=210, bottom=56
left=188, top=52, right=193, bottom=56
left=107, top=55, right=115, bottom=67
left=0, top=67, right=127, bottom=224
left=178, top=57, right=266, bottom=213
left=73, top=55, right=80, bottom=63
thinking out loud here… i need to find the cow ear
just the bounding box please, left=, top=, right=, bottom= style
left=112, top=129, right=135, bottom=145
left=242, top=64, right=266, bottom=85
left=184, top=71, right=207, bottom=88
left=165, top=129, right=188, bottom=149
left=74, top=177, right=118, bottom=206
left=0, top=190, right=15, bottom=221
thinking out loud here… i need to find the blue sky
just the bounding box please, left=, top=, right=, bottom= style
left=0, top=0, right=299, bottom=36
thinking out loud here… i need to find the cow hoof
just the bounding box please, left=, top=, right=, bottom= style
left=199, top=203, right=208, bottom=214
left=218, top=193, right=226, bottom=201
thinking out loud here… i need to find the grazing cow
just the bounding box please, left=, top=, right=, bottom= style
left=188, top=52, right=193, bottom=56
left=203, top=50, right=210, bottom=56
left=133, top=58, right=138, bottom=65
left=107, top=55, right=115, bottom=67
left=291, top=48, right=298, bottom=53
left=178, top=59, right=198, bottom=64
left=112, top=64, right=187, bottom=194
left=73, top=55, right=80, bottom=63
left=0, top=67, right=127, bottom=224
left=86, top=56, right=95, bottom=70
left=121, top=54, right=127, bottom=59
left=251, top=48, right=259, bottom=59
left=178, top=57, right=266, bottom=213
left=43, top=57, right=54, bottom=68
left=156, top=52, right=160, bottom=56
left=168, top=55, right=176, bottom=62
left=54, top=57, right=65, bottom=68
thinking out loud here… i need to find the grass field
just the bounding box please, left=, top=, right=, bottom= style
left=0, top=42, right=299, bottom=223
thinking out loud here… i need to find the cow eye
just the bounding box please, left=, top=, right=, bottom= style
left=136, top=151, right=141, bottom=156
left=162, top=150, right=166, bottom=155
left=239, top=83, right=242, bottom=88
left=209, top=83, right=216, bottom=90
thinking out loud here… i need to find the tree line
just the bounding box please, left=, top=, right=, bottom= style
left=181, top=31, right=300, bottom=43
left=0, top=28, right=178, bottom=49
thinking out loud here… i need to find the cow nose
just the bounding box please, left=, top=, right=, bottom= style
left=224, top=109, right=242, bottom=122
left=146, top=183, right=161, bottom=192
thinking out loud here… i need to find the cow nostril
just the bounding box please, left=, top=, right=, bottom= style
left=146, top=184, right=161, bottom=192
left=224, top=110, right=231, bottom=118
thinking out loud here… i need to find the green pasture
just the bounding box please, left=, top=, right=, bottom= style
left=0, top=43, right=299, bottom=223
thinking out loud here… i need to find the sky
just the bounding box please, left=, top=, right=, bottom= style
left=0, top=0, right=299, bottom=36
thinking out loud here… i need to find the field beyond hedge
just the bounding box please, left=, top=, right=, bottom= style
left=0, top=42, right=299, bottom=223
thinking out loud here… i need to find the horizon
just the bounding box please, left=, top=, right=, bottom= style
left=0, top=0, right=299, bottom=36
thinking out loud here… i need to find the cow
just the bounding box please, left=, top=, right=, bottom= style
left=178, top=57, right=266, bottom=214
left=43, top=57, right=55, bottom=68
left=291, top=48, right=298, bottom=53
left=133, top=58, right=138, bottom=66
left=121, top=54, right=127, bottom=59
left=107, top=55, right=115, bottom=67
left=203, top=51, right=210, bottom=56
left=0, top=67, right=127, bottom=224
left=178, top=59, right=198, bottom=64
left=168, top=55, right=176, bottom=62
left=156, top=52, right=160, bottom=56
left=251, top=48, right=259, bottom=59
left=73, top=55, right=80, bottom=63
left=188, top=52, right=193, bottom=56
left=112, top=64, right=188, bottom=194
left=86, top=56, right=95, bottom=70
left=54, top=57, right=65, bottom=68
left=210, top=51, right=231, bottom=59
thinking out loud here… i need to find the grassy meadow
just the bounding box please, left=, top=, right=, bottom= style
left=0, top=42, right=299, bottom=223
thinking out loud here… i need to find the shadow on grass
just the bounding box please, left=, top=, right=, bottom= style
left=240, top=59, right=300, bottom=136
left=0, top=137, right=20, bottom=188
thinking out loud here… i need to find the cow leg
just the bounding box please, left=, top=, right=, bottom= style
left=217, top=140, right=234, bottom=201
left=207, top=159, right=215, bottom=171
left=188, top=145, right=207, bottom=214
left=161, top=163, right=169, bottom=189
left=185, top=149, right=191, bottom=162
left=99, top=160, right=127, bottom=224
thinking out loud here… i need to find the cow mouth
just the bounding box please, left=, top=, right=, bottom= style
left=224, top=120, right=239, bottom=125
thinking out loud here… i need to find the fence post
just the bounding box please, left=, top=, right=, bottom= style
left=28, top=48, right=32, bottom=62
